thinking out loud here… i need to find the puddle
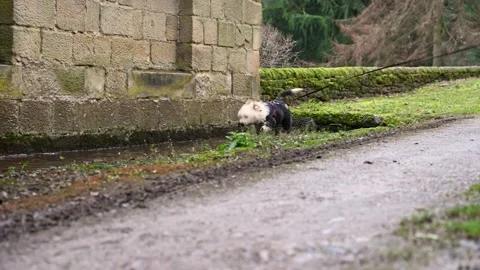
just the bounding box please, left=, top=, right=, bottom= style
left=0, top=138, right=225, bottom=173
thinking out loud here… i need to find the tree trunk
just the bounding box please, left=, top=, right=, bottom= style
left=432, top=0, right=445, bottom=66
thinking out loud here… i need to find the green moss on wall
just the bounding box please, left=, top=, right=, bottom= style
left=55, top=68, right=85, bottom=95
left=260, top=67, right=480, bottom=101
left=0, top=0, right=13, bottom=25
left=0, top=25, right=13, bottom=64
left=0, top=65, right=21, bottom=98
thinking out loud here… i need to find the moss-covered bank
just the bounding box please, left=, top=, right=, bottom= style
left=260, top=66, right=480, bottom=101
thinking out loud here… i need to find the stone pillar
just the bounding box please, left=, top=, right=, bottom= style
left=177, top=0, right=262, bottom=98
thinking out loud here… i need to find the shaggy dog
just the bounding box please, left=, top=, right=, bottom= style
left=237, top=88, right=305, bottom=135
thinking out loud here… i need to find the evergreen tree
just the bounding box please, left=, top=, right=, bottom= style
left=263, top=0, right=370, bottom=63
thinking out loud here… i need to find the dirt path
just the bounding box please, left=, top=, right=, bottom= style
left=1, top=118, right=480, bottom=270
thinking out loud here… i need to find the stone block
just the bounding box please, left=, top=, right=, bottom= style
left=160, top=0, right=178, bottom=14
left=13, top=26, right=41, bottom=61
left=53, top=100, right=78, bottom=134
left=157, top=99, right=186, bottom=128
left=166, top=15, right=178, bottom=41
left=19, top=100, right=52, bottom=134
left=86, top=0, right=100, bottom=32
left=213, top=72, right=232, bottom=96
left=118, top=0, right=133, bottom=6
left=0, top=0, right=14, bottom=24
left=101, top=5, right=135, bottom=36
left=151, top=41, right=176, bottom=69
left=85, top=67, right=105, bottom=98
left=250, top=73, right=261, bottom=98
left=42, top=31, right=73, bottom=64
left=73, top=34, right=94, bottom=65
left=201, top=100, right=230, bottom=125
left=176, top=43, right=192, bottom=71
left=116, top=99, right=141, bottom=129
left=133, top=40, right=151, bottom=68
left=204, top=19, right=218, bottom=45
left=57, top=0, right=85, bottom=31
left=212, top=46, right=227, bottom=72
left=228, top=48, right=246, bottom=73
left=128, top=70, right=193, bottom=98
left=179, top=0, right=210, bottom=17
left=13, top=0, right=55, bottom=28
left=0, top=65, right=22, bottom=98
left=192, top=44, right=212, bottom=71
left=252, top=26, right=261, bottom=50
left=21, top=66, right=57, bottom=97
left=237, top=24, right=253, bottom=49
left=218, top=21, right=235, bottom=47
left=55, top=67, right=86, bottom=96
left=246, top=50, right=260, bottom=74
left=193, top=72, right=231, bottom=97
left=232, top=72, right=250, bottom=96
left=243, top=0, right=262, bottom=25
left=0, top=100, right=18, bottom=135
left=78, top=100, right=120, bottom=132
left=132, top=10, right=143, bottom=40
left=132, top=99, right=162, bottom=130
left=143, top=11, right=166, bottom=41
left=228, top=100, right=243, bottom=121
left=0, top=25, right=13, bottom=64
left=177, top=44, right=212, bottom=71
left=93, top=36, right=111, bottom=66
left=211, top=0, right=224, bottom=19
left=0, top=65, right=12, bottom=93
left=224, top=0, right=243, bottom=22
left=134, top=99, right=163, bottom=130
left=111, top=37, right=134, bottom=69
left=184, top=100, right=202, bottom=126
left=106, top=70, right=127, bottom=97
left=178, top=16, right=203, bottom=44
left=144, top=0, right=178, bottom=14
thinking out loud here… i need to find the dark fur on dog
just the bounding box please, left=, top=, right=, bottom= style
left=237, top=88, right=305, bottom=135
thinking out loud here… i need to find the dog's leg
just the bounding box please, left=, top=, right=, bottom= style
left=283, top=112, right=293, bottom=134
left=254, top=123, right=263, bottom=135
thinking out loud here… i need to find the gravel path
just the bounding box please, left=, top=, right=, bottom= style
left=1, top=118, right=480, bottom=270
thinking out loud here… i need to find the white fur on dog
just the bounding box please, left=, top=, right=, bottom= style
left=237, top=100, right=270, bottom=126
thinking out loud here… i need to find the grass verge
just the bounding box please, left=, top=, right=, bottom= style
left=396, top=183, right=480, bottom=241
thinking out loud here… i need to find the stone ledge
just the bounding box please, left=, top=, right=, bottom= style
left=128, top=70, right=194, bottom=98
left=0, top=125, right=236, bottom=155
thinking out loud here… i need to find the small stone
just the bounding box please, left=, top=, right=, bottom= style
left=259, top=250, right=270, bottom=262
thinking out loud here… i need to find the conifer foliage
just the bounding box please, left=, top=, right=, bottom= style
left=262, top=0, right=370, bottom=63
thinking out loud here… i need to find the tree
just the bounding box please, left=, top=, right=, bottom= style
left=260, top=25, right=301, bottom=68
left=329, top=0, right=480, bottom=67
left=263, top=0, right=370, bottom=63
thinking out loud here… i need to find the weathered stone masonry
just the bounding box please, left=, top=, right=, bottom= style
left=0, top=0, right=262, bottom=153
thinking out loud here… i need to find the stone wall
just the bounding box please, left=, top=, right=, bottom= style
left=0, top=0, right=262, bottom=154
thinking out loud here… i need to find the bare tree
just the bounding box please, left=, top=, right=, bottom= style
left=328, top=0, right=480, bottom=67
left=260, top=25, right=301, bottom=68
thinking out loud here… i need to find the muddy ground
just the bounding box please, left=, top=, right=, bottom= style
left=0, top=117, right=479, bottom=269
left=0, top=117, right=466, bottom=242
